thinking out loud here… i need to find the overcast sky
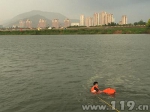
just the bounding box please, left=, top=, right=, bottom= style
left=0, top=0, right=150, bottom=24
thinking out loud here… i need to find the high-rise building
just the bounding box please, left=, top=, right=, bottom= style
left=85, top=17, right=89, bottom=27
left=100, top=11, right=106, bottom=25
left=106, top=13, right=114, bottom=25
left=80, top=15, right=85, bottom=26
left=26, top=19, right=32, bottom=28
left=99, top=12, right=114, bottom=25
left=107, top=14, right=111, bottom=24
left=93, top=13, right=100, bottom=26
left=52, top=19, right=59, bottom=28
left=80, top=11, right=115, bottom=26
left=119, top=21, right=122, bottom=25
left=85, top=17, right=93, bottom=27
left=64, top=19, right=70, bottom=28
left=104, top=13, right=108, bottom=25
left=89, top=17, right=93, bottom=26
left=38, top=19, right=46, bottom=28
left=19, top=20, right=25, bottom=28
left=121, top=15, right=127, bottom=25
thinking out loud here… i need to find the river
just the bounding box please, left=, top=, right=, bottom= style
left=0, top=34, right=150, bottom=112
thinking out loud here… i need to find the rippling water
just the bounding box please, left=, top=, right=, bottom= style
left=0, top=35, right=150, bottom=112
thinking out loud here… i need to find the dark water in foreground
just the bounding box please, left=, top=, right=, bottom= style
left=0, top=35, right=150, bottom=112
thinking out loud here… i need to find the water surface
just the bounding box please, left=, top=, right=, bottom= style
left=0, top=35, right=150, bottom=112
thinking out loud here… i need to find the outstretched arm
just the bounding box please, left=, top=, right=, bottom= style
left=94, top=87, right=103, bottom=94
left=94, top=87, right=99, bottom=92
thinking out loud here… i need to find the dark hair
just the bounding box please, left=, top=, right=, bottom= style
left=93, top=82, right=98, bottom=85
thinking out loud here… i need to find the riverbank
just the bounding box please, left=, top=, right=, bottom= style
left=0, top=27, right=150, bottom=35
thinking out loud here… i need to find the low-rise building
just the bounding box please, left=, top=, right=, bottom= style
left=71, top=23, right=80, bottom=26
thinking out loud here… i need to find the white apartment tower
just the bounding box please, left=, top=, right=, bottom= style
left=80, top=15, right=85, bottom=26
left=100, top=11, right=106, bottom=25
left=19, top=20, right=25, bottom=28
left=100, top=12, right=114, bottom=25
left=52, top=19, right=59, bottom=29
left=26, top=19, right=32, bottom=28
left=89, top=17, right=93, bottom=26
left=121, top=15, right=127, bottom=25
left=38, top=19, right=46, bottom=28
left=106, top=14, right=114, bottom=24
left=93, top=13, right=100, bottom=26
left=85, top=17, right=93, bottom=27
left=80, top=11, right=115, bottom=26
left=85, top=17, right=89, bottom=27
left=64, top=19, right=71, bottom=28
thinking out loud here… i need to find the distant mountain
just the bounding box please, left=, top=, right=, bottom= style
left=3, top=10, right=79, bottom=27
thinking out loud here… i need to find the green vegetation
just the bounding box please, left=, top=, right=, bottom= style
left=134, top=20, right=146, bottom=26
left=0, top=27, right=150, bottom=35
left=107, top=22, right=117, bottom=26
left=146, top=19, right=150, bottom=27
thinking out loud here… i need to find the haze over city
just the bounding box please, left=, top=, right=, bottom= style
left=0, top=0, right=150, bottom=24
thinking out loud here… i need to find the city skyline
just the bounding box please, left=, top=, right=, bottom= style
left=0, top=0, right=150, bottom=24
left=82, top=11, right=116, bottom=27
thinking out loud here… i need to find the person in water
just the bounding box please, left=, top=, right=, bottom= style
left=90, top=82, right=102, bottom=94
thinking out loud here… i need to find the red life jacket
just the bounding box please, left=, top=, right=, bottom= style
left=103, top=88, right=116, bottom=95
left=90, top=85, right=99, bottom=94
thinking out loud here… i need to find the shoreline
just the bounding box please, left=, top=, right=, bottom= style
left=0, top=27, right=150, bottom=35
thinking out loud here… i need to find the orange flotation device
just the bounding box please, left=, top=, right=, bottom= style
left=103, top=88, right=116, bottom=95
left=91, top=85, right=98, bottom=94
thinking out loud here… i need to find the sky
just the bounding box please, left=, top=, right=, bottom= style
left=0, top=0, right=150, bottom=24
